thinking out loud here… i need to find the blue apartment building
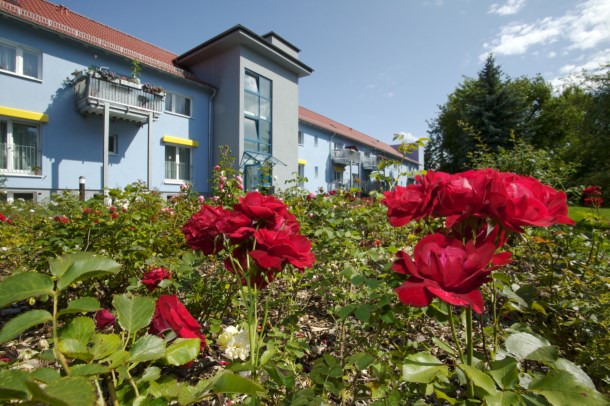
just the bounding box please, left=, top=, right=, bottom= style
left=0, top=0, right=420, bottom=201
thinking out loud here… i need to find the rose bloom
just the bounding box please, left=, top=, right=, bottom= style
left=233, top=192, right=299, bottom=233
left=150, top=295, right=206, bottom=351
left=250, top=229, right=315, bottom=271
left=142, top=268, right=171, bottom=291
left=217, top=326, right=250, bottom=361
left=487, top=172, right=575, bottom=232
left=435, top=169, right=496, bottom=227
left=392, top=233, right=512, bottom=314
left=382, top=171, right=450, bottom=227
left=182, top=204, right=230, bottom=254
left=95, top=309, right=116, bottom=329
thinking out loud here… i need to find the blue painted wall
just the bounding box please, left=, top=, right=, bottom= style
left=1, top=19, right=211, bottom=197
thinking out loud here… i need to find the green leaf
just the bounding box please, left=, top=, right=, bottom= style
left=101, top=350, right=130, bottom=368
left=348, top=352, right=375, bottom=371
left=59, top=316, right=95, bottom=343
left=58, top=317, right=95, bottom=360
left=51, top=252, right=120, bottom=291
left=89, top=333, right=122, bottom=360
left=0, top=310, right=52, bottom=344
left=0, top=272, right=54, bottom=308
left=264, top=364, right=295, bottom=390
left=505, top=332, right=558, bottom=362
left=432, top=337, right=457, bottom=356
left=0, top=369, right=29, bottom=400
left=112, top=294, right=155, bottom=334
left=484, top=391, right=527, bottom=406
left=26, top=376, right=96, bottom=406
left=458, top=364, right=498, bottom=396
left=129, top=334, right=166, bottom=363
left=30, top=368, right=61, bottom=384
left=137, top=366, right=161, bottom=384
left=529, top=370, right=607, bottom=406
left=354, top=304, right=371, bottom=323
left=552, top=358, right=595, bottom=389
left=70, top=363, right=109, bottom=377
left=336, top=304, right=356, bottom=319
left=58, top=297, right=100, bottom=316
left=194, top=371, right=265, bottom=398
left=401, top=352, right=448, bottom=384
left=489, top=357, right=519, bottom=390
left=165, top=338, right=200, bottom=366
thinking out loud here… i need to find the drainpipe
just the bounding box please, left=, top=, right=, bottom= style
left=208, top=87, right=217, bottom=196
left=147, top=112, right=153, bottom=190
left=103, top=103, right=109, bottom=197
left=329, top=133, right=336, bottom=191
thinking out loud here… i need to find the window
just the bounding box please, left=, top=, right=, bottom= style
left=0, top=40, right=42, bottom=80
left=334, top=142, right=343, bottom=150
left=244, top=71, right=272, bottom=154
left=314, top=166, right=319, bottom=178
left=165, top=145, right=191, bottom=181
left=314, top=136, right=318, bottom=147
left=108, top=134, right=118, bottom=155
left=0, top=118, right=41, bottom=174
left=298, top=131, right=304, bottom=146
left=165, top=92, right=191, bottom=117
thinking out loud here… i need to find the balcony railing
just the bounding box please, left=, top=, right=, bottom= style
left=331, top=149, right=360, bottom=166
left=361, top=156, right=379, bottom=170
left=73, top=73, right=164, bottom=123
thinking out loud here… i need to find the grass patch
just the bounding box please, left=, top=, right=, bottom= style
left=569, top=206, right=610, bottom=223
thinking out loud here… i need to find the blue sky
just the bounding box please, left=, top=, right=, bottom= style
left=56, top=0, right=609, bottom=145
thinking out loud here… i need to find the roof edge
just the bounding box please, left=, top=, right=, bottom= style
left=175, top=24, right=313, bottom=75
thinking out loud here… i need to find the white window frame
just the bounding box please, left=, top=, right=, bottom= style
left=164, top=92, right=192, bottom=117
left=0, top=39, right=42, bottom=80
left=0, top=117, right=42, bottom=175
left=298, top=131, right=304, bottom=146
left=164, top=144, right=192, bottom=183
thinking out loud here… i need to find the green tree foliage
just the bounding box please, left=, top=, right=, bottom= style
left=426, top=55, right=542, bottom=172
left=561, top=67, right=610, bottom=203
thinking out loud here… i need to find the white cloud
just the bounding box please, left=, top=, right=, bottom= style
left=395, top=131, right=418, bottom=143
left=550, top=48, right=610, bottom=90
left=483, top=0, right=610, bottom=58
left=385, top=92, right=395, bottom=98
left=489, top=0, right=526, bottom=16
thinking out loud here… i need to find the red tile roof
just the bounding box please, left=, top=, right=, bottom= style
left=0, top=0, right=197, bottom=81
left=299, top=106, right=419, bottom=164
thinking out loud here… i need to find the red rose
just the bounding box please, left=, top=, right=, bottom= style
left=95, top=309, right=116, bottom=329
left=142, top=268, right=171, bottom=292
left=234, top=192, right=299, bottom=233
left=250, top=229, right=315, bottom=271
left=436, top=169, right=495, bottom=227
left=0, top=213, right=6, bottom=222
left=382, top=171, right=450, bottom=227
left=392, top=233, right=511, bottom=314
left=150, top=295, right=206, bottom=351
left=182, top=204, right=229, bottom=254
left=488, top=172, right=575, bottom=232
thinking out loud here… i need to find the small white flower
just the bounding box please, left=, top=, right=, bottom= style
left=217, top=326, right=250, bottom=361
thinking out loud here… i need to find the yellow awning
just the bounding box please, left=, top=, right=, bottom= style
left=298, top=159, right=308, bottom=165
left=162, top=135, right=199, bottom=147
left=0, top=106, right=49, bottom=122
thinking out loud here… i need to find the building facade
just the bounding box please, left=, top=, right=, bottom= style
left=0, top=0, right=419, bottom=201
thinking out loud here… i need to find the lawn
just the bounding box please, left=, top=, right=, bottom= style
left=568, top=205, right=610, bottom=223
